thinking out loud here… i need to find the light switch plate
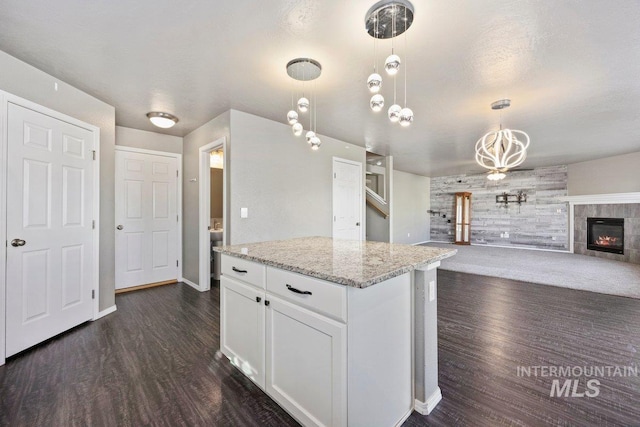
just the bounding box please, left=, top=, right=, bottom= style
left=240, top=207, right=248, bottom=218
left=428, top=281, right=435, bottom=302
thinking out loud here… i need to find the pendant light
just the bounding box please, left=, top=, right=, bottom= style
left=475, top=99, right=531, bottom=180
left=365, top=0, right=415, bottom=126
left=286, top=58, right=323, bottom=150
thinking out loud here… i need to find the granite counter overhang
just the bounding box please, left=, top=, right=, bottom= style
left=213, top=236, right=456, bottom=288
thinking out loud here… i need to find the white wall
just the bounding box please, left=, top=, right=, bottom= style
left=392, top=170, right=430, bottom=244
left=228, top=110, right=365, bottom=245
left=0, top=50, right=116, bottom=310
left=180, top=109, right=366, bottom=285
left=116, top=126, right=183, bottom=154
left=568, top=151, right=640, bottom=196
left=182, top=111, right=231, bottom=284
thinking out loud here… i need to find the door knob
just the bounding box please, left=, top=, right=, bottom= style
left=11, top=239, right=26, bottom=247
left=116, top=225, right=123, bottom=230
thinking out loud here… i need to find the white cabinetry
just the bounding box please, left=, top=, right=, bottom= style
left=266, top=296, right=346, bottom=426
left=220, top=254, right=412, bottom=427
left=220, top=258, right=266, bottom=389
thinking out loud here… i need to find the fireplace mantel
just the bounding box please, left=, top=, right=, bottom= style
left=560, top=192, right=640, bottom=205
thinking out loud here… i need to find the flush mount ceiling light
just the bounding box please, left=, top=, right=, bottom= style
left=365, top=0, right=415, bottom=126
left=146, top=111, right=178, bottom=129
left=475, top=99, right=530, bottom=180
left=286, top=58, right=323, bottom=150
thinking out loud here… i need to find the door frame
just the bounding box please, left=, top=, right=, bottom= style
left=332, top=157, right=364, bottom=241
left=198, top=137, right=227, bottom=292
left=114, top=146, right=183, bottom=285
left=0, top=90, right=101, bottom=366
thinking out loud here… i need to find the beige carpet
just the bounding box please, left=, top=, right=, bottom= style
left=424, top=242, right=640, bottom=299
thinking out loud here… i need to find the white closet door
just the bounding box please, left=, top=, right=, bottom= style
left=333, top=158, right=363, bottom=240
left=115, top=150, right=178, bottom=289
left=6, top=102, right=95, bottom=356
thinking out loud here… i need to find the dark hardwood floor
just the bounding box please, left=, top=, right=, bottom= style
left=1, top=271, right=639, bottom=426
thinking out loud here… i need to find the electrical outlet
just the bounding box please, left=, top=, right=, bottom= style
left=504, top=232, right=509, bottom=238
left=407, top=232, right=410, bottom=237
left=429, top=281, right=435, bottom=302
left=240, top=207, right=248, bottom=218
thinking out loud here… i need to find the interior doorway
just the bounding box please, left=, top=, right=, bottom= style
left=198, top=137, right=227, bottom=292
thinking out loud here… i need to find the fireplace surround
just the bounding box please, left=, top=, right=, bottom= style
left=563, top=192, right=640, bottom=264
left=587, top=217, right=624, bottom=254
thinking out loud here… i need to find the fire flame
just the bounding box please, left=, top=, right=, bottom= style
left=595, top=235, right=619, bottom=246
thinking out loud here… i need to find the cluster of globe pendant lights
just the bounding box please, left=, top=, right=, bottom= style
left=285, top=58, right=322, bottom=150
left=365, top=0, right=415, bottom=127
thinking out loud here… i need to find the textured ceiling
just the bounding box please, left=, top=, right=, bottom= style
left=1, top=0, right=639, bottom=177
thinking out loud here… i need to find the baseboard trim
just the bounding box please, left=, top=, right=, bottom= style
left=411, top=240, right=432, bottom=246
left=180, top=277, right=201, bottom=291
left=94, top=305, right=117, bottom=320
left=395, top=407, right=414, bottom=426
left=414, top=387, right=442, bottom=415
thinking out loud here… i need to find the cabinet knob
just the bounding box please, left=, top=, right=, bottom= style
left=265, top=300, right=270, bottom=306
left=256, top=296, right=262, bottom=303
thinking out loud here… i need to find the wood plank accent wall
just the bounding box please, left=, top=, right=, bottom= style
left=430, top=165, right=569, bottom=250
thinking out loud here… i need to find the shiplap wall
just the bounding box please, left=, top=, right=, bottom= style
left=430, top=165, right=569, bottom=250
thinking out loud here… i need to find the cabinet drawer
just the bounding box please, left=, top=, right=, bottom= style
left=221, top=255, right=266, bottom=289
left=267, top=267, right=347, bottom=322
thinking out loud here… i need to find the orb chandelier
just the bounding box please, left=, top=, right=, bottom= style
left=475, top=99, right=530, bottom=180
left=365, top=0, right=415, bottom=127
left=285, top=58, right=323, bottom=150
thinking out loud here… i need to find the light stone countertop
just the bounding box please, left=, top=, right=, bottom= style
left=214, top=236, right=456, bottom=288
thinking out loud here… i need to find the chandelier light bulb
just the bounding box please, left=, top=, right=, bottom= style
left=292, top=122, right=304, bottom=136
left=384, top=54, right=401, bottom=75
left=297, top=97, right=310, bottom=112
left=399, top=107, right=414, bottom=126
left=305, top=130, right=316, bottom=143
left=287, top=110, right=299, bottom=125
left=370, top=94, right=385, bottom=112
left=310, top=136, right=322, bottom=150
left=367, top=73, right=382, bottom=93
left=388, top=104, right=402, bottom=123
left=487, top=171, right=506, bottom=181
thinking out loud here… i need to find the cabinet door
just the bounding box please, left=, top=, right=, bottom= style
left=220, top=276, right=265, bottom=389
left=266, top=295, right=346, bottom=427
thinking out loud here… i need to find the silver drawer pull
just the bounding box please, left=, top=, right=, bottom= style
left=286, top=284, right=312, bottom=295
left=232, top=267, right=248, bottom=274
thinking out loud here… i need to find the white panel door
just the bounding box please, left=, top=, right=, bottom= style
left=6, top=102, right=94, bottom=357
left=333, top=158, right=363, bottom=240
left=115, top=150, right=178, bottom=289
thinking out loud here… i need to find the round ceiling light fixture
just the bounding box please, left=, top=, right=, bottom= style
left=147, top=112, right=179, bottom=129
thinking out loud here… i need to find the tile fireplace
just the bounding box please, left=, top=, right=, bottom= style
left=587, top=217, right=624, bottom=254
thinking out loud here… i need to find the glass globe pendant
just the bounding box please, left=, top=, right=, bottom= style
left=370, top=94, right=384, bottom=112
left=399, top=107, right=414, bottom=127
left=385, top=54, right=401, bottom=76
left=367, top=73, right=382, bottom=93
left=287, top=110, right=298, bottom=125
left=388, top=104, right=401, bottom=123
left=305, top=130, right=316, bottom=143
left=309, top=136, right=322, bottom=150
left=297, top=97, right=309, bottom=112
left=292, top=122, right=303, bottom=136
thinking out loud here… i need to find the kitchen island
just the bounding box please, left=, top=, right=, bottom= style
left=214, top=237, right=456, bottom=427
